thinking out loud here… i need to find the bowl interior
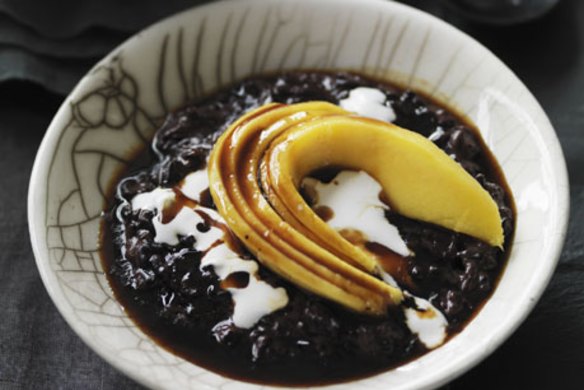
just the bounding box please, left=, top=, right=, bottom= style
left=28, top=0, right=569, bottom=389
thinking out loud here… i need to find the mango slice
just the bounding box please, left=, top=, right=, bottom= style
left=265, top=115, right=504, bottom=248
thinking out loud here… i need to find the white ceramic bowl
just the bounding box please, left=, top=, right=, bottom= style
left=28, top=0, right=569, bottom=389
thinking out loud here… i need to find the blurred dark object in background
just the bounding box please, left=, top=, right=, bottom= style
left=443, top=0, right=560, bottom=25
left=401, top=0, right=560, bottom=25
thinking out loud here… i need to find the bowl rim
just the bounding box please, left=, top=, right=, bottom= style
left=28, top=0, right=570, bottom=389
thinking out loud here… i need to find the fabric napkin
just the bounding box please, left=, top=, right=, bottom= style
left=0, top=0, right=208, bottom=95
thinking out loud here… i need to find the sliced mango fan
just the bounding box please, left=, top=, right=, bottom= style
left=207, top=101, right=504, bottom=315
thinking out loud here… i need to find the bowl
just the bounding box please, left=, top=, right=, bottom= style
left=28, top=0, right=569, bottom=388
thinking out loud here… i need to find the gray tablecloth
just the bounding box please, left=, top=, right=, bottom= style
left=1, top=0, right=583, bottom=389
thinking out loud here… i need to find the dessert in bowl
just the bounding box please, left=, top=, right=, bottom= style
left=28, top=0, right=569, bottom=389
left=101, top=69, right=514, bottom=384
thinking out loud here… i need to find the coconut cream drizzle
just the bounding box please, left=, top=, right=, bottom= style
left=181, top=170, right=209, bottom=202
left=130, top=179, right=289, bottom=329
left=202, top=245, right=288, bottom=329
left=131, top=187, right=175, bottom=212
left=339, top=87, right=396, bottom=122
left=303, top=170, right=409, bottom=257
left=404, top=294, right=448, bottom=349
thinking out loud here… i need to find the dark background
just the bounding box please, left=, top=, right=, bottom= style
left=1, top=0, right=582, bottom=388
